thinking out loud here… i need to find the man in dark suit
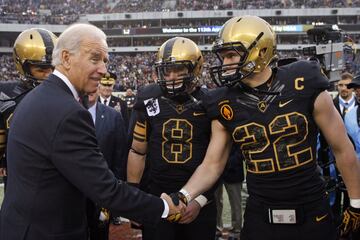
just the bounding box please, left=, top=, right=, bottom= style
left=98, top=72, right=129, bottom=129
left=0, top=23, right=184, bottom=240
left=86, top=90, right=127, bottom=239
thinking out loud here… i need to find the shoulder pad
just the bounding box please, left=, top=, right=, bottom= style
left=279, top=60, right=329, bottom=92
left=133, top=84, right=163, bottom=111
left=136, top=84, right=163, bottom=101
left=277, top=57, right=299, bottom=67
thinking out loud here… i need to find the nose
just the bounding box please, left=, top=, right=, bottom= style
left=166, top=70, right=178, bottom=81
left=223, top=56, right=233, bottom=65
left=98, top=62, right=107, bottom=75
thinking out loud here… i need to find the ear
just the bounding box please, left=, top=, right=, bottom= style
left=61, top=50, right=71, bottom=69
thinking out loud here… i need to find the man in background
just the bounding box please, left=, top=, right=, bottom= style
left=98, top=71, right=129, bottom=129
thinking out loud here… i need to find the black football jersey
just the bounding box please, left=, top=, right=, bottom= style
left=132, top=84, right=211, bottom=192
left=204, top=60, right=330, bottom=205
left=0, top=82, right=33, bottom=167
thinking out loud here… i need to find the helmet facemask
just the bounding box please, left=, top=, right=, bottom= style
left=210, top=32, right=265, bottom=88
left=156, top=59, right=197, bottom=98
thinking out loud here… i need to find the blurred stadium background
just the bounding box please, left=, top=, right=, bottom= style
left=1, top=0, right=360, bottom=239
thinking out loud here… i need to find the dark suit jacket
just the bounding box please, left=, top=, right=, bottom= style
left=99, top=95, right=129, bottom=130
left=333, top=95, right=341, bottom=115
left=333, top=94, right=358, bottom=118
left=95, top=103, right=126, bottom=180
left=0, top=74, right=163, bottom=240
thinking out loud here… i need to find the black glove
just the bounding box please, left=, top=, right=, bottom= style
left=169, top=191, right=188, bottom=206
left=166, top=192, right=188, bottom=223
left=340, top=206, right=360, bottom=237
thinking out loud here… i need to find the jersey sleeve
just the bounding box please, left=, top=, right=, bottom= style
left=201, top=87, right=228, bottom=120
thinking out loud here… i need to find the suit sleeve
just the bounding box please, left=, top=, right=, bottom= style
left=51, top=108, right=163, bottom=226
left=112, top=112, right=127, bottom=181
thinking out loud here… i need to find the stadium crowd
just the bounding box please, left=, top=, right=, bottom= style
left=1, top=0, right=360, bottom=25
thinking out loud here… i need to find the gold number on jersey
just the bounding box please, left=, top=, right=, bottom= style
left=162, top=119, right=193, bottom=163
left=269, top=112, right=313, bottom=171
left=232, top=112, right=313, bottom=173
left=232, top=123, right=274, bottom=173
left=295, top=77, right=304, bottom=90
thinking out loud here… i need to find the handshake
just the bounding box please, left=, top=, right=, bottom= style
left=161, top=191, right=189, bottom=223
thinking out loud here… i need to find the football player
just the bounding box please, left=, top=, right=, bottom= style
left=0, top=28, right=57, bottom=186
left=171, top=16, right=360, bottom=240
left=127, top=37, right=217, bottom=240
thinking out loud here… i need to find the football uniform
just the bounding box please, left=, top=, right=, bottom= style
left=204, top=60, right=337, bottom=240
left=132, top=84, right=216, bottom=240
left=0, top=82, right=33, bottom=187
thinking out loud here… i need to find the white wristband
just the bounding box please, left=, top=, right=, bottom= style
left=179, top=188, right=192, bottom=203
left=350, top=199, right=360, bottom=208
left=194, top=195, right=208, bottom=208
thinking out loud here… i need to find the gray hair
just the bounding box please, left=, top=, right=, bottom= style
left=52, top=23, right=107, bottom=66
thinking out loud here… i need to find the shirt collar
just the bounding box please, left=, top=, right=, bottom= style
left=53, top=69, right=80, bottom=101
left=88, top=102, right=97, bottom=124
left=100, top=96, right=111, bottom=104
left=340, top=95, right=355, bottom=105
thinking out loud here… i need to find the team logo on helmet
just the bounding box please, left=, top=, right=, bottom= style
left=220, top=104, right=234, bottom=120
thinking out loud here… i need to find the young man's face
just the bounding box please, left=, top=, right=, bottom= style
left=29, top=65, right=53, bottom=81
left=337, top=78, right=353, bottom=100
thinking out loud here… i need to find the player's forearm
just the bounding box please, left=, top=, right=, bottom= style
left=334, top=148, right=360, bottom=199
left=126, top=151, right=146, bottom=183
left=182, top=161, right=225, bottom=200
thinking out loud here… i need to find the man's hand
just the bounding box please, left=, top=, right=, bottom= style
left=160, top=192, right=187, bottom=223
left=339, top=206, right=360, bottom=237
left=178, top=200, right=201, bottom=224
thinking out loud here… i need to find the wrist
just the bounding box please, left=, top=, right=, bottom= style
left=179, top=188, right=192, bottom=203
left=194, top=195, right=208, bottom=208
left=350, top=199, right=360, bottom=208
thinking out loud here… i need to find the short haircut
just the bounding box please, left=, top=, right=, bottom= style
left=52, top=23, right=107, bottom=66
left=341, top=72, right=353, bottom=81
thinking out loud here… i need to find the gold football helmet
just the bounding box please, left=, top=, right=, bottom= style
left=13, top=28, right=57, bottom=85
left=155, top=37, right=203, bottom=98
left=210, top=16, right=277, bottom=87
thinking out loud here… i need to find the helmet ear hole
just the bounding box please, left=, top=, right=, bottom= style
left=259, top=48, right=268, bottom=58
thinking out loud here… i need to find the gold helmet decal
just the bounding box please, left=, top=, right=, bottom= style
left=220, top=104, right=234, bottom=120
left=210, top=16, right=278, bottom=87
left=155, top=37, right=204, bottom=97
left=13, top=28, right=57, bottom=81
left=100, top=72, right=116, bottom=86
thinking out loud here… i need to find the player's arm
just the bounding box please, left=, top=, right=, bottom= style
left=179, top=119, right=232, bottom=202
left=126, top=109, right=149, bottom=185
left=313, top=91, right=360, bottom=236
left=313, top=91, right=360, bottom=199
left=127, top=131, right=148, bottom=185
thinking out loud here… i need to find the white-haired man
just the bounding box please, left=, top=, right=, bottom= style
left=0, top=23, right=184, bottom=240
